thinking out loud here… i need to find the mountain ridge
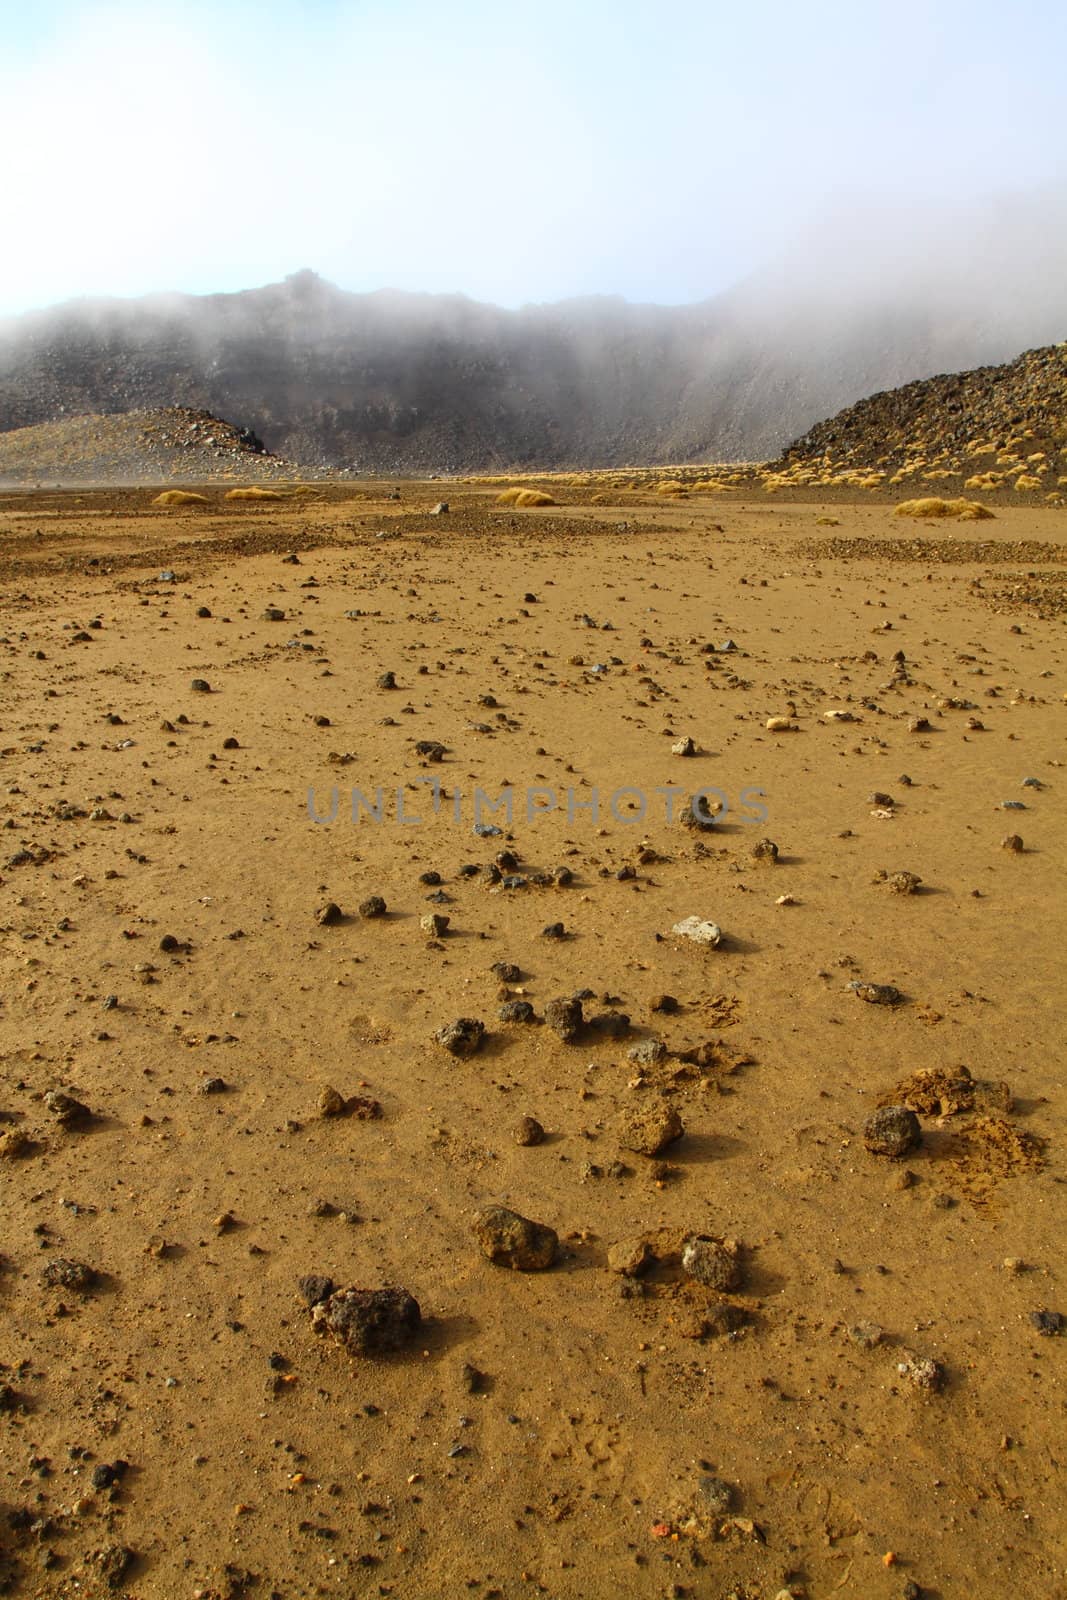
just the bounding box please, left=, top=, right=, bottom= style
left=2, top=268, right=1065, bottom=472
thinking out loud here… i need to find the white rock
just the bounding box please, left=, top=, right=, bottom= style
left=824, top=709, right=855, bottom=722
left=765, top=716, right=795, bottom=732
left=671, top=916, right=722, bottom=948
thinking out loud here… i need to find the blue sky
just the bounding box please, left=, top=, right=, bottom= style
left=1, top=0, right=1066, bottom=315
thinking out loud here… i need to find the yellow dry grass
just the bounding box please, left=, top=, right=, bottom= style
left=894, top=498, right=994, bottom=521
left=225, top=486, right=284, bottom=502
left=495, top=487, right=556, bottom=507
left=1013, top=475, right=1043, bottom=492
left=152, top=490, right=210, bottom=507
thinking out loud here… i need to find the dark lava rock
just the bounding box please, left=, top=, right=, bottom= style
left=545, top=996, right=583, bottom=1042
left=850, top=980, right=904, bottom=1006
left=415, top=740, right=447, bottom=761
left=750, top=837, right=779, bottom=862
left=316, top=901, right=344, bottom=926
left=41, top=1258, right=96, bottom=1293
left=222, top=736, right=240, bottom=750
left=377, top=672, right=397, bottom=689
left=461, top=1361, right=487, bottom=1393
left=472, top=1205, right=558, bottom=1270
left=95, top=1545, right=135, bottom=1590
left=515, top=1116, right=546, bottom=1147
left=1030, top=1309, right=1064, bottom=1336
left=190, top=678, right=211, bottom=693
left=43, top=1089, right=91, bottom=1126
left=491, top=961, right=522, bottom=983
left=650, top=994, right=679, bottom=1014
left=499, top=1000, right=535, bottom=1024
left=358, top=895, right=387, bottom=919
left=682, top=1301, right=748, bottom=1339
left=199, top=1076, right=228, bottom=1095
left=436, top=1017, right=486, bottom=1057
left=681, top=1235, right=744, bottom=1292
left=297, top=1274, right=336, bottom=1307
left=680, top=792, right=722, bottom=831
left=587, top=1010, right=631, bottom=1039
left=697, top=1476, right=734, bottom=1514
left=311, top=1285, right=421, bottom=1355
left=419, top=870, right=443, bottom=886
left=864, top=1105, right=921, bottom=1158
left=541, top=921, right=566, bottom=939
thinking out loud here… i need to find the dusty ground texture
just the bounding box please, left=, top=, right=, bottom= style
left=0, top=479, right=1064, bottom=1600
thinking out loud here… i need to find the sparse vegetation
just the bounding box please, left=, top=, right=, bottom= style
left=495, top=487, right=556, bottom=507
left=894, top=497, right=994, bottom=521
left=153, top=489, right=210, bottom=507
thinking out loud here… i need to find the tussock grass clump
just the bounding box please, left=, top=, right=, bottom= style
left=655, top=480, right=688, bottom=497
left=496, top=487, right=556, bottom=507
left=153, top=490, right=210, bottom=506
left=225, top=486, right=284, bottom=502
left=894, top=497, right=994, bottom=521
left=1013, top=474, right=1043, bottom=492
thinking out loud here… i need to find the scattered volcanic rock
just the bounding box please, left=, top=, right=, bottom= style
left=681, top=1235, right=744, bottom=1292
left=472, top=1205, right=558, bottom=1270
left=864, top=1106, right=922, bottom=1158
left=436, top=1017, right=485, bottom=1057
left=545, top=996, right=583, bottom=1042
left=618, top=1096, right=684, bottom=1156
left=41, top=1258, right=97, bottom=1293
left=310, top=1284, right=422, bottom=1354
left=672, top=916, right=722, bottom=948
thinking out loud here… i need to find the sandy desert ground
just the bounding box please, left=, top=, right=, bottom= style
left=0, top=479, right=1064, bottom=1600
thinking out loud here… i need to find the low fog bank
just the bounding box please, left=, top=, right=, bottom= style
left=1, top=190, right=1064, bottom=470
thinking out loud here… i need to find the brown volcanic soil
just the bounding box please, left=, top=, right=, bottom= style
left=0, top=479, right=1065, bottom=1600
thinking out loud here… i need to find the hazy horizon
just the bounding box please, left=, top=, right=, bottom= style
left=2, top=0, right=1066, bottom=323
